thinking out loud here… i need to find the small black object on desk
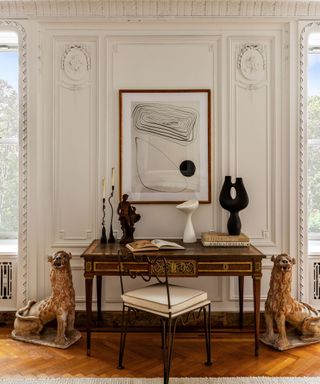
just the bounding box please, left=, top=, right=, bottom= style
left=108, top=185, right=115, bottom=243
left=100, top=197, right=107, bottom=244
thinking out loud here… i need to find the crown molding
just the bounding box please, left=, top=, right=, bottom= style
left=0, top=1, right=320, bottom=19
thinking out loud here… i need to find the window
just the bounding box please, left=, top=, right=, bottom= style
left=0, top=31, right=18, bottom=251
left=308, top=32, right=320, bottom=254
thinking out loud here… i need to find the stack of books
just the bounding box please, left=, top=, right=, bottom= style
left=201, top=232, right=250, bottom=247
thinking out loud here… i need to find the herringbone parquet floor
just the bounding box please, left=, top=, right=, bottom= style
left=1, top=327, right=320, bottom=377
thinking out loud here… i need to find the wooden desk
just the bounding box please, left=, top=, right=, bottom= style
left=81, top=239, right=265, bottom=357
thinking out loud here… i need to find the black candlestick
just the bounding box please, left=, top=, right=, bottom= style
left=108, top=185, right=115, bottom=243
left=100, top=197, right=107, bottom=244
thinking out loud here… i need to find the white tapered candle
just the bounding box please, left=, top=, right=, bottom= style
left=102, top=178, right=106, bottom=198
left=111, top=168, right=115, bottom=187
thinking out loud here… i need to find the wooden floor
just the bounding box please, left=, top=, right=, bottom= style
left=1, top=327, right=320, bottom=378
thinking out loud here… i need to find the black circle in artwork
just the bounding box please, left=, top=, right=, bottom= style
left=180, top=160, right=196, bottom=177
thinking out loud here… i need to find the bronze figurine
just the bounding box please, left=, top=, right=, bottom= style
left=117, top=194, right=141, bottom=244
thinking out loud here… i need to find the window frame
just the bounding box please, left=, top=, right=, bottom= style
left=307, top=36, right=320, bottom=254
left=0, top=35, right=19, bottom=243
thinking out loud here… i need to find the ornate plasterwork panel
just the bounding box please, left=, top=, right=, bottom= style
left=0, top=1, right=320, bottom=18
left=61, top=45, right=91, bottom=84
left=230, top=37, right=280, bottom=248
left=0, top=21, right=28, bottom=306
left=237, top=44, right=266, bottom=82
left=52, top=39, right=96, bottom=246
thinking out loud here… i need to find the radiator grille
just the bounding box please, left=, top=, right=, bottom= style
left=0, top=262, right=12, bottom=299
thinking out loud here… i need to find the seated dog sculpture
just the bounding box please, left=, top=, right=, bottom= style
left=262, top=253, right=320, bottom=350
left=12, top=251, right=76, bottom=346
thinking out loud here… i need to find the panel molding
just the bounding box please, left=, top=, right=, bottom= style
left=229, top=36, right=280, bottom=248
left=1, top=1, right=320, bottom=18
left=52, top=39, right=98, bottom=247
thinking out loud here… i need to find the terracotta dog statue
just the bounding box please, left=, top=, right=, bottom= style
left=262, top=253, right=320, bottom=349
left=13, top=251, right=75, bottom=345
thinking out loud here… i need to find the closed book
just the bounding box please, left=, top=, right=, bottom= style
left=201, top=231, right=249, bottom=243
left=201, top=240, right=250, bottom=247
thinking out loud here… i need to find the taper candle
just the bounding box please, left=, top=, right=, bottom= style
left=102, top=178, right=106, bottom=198
left=111, top=168, right=115, bottom=187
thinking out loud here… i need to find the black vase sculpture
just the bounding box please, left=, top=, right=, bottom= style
left=219, top=176, right=249, bottom=236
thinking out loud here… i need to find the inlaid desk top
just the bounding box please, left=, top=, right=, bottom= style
left=81, top=239, right=265, bottom=278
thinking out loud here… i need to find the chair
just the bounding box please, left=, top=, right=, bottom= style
left=117, top=251, right=212, bottom=384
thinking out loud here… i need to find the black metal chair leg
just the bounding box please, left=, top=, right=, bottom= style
left=118, top=305, right=129, bottom=369
left=161, top=319, right=165, bottom=350
left=161, top=319, right=169, bottom=384
left=204, top=303, right=212, bottom=366
left=167, top=317, right=178, bottom=379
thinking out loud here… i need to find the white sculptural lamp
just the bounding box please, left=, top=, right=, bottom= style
left=176, top=200, right=199, bottom=243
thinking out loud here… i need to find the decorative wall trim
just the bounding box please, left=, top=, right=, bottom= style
left=61, top=44, right=91, bottom=83
left=230, top=37, right=277, bottom=247
left=1, top=1, right=320, bottom=18
left=52, top=38, right=97, bottom=247
left=237, top=43, right=266, bottom=82
left=299, top=21, right=320, bottom=302
left=0, top=21, right=28, bottom=306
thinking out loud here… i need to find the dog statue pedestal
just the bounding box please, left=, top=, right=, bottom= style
left=11, top=327, right=81, bottom=349
left=260, top=328, right=320, bottom=351
left=11, top=251, right=81, bottom=349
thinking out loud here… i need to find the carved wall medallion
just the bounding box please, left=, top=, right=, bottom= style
left=61, top=44, right=91, bottom=82
left=237, top=44, right=266, bottom=81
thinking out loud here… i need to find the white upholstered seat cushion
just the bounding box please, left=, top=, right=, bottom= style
left=122, top=283, right=209, bottom=318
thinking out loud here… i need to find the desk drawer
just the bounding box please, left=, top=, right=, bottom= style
left=93, top=261, right=149, bottom=274
left=198, top=261, right=252, bottom=273
left=88, top=260, right=198, bottom=276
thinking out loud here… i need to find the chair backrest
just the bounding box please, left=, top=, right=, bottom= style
left=118, top=250, right=171, bottom=309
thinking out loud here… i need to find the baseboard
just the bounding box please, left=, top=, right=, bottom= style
left=0, top=310, right=265, bottom=331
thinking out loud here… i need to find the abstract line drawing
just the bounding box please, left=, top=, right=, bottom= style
left=120, top=90, right=211, bottom=203
left=132, top=103, right=198, bottom=144
left=135, top=137, right=192, bottom=193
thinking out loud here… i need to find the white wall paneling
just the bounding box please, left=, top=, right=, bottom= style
left=228, top=33, right=283, bottom=253
left=52, top=38, right=98, bottom=247
left=1, top=18, right=296, bottom=312
left=110, top=35, right=218, bottom=240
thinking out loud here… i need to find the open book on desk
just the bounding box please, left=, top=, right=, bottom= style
left=126, top=239, right=185, bottom=252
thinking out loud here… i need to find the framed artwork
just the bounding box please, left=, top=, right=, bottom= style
left=119, top=89, right=211, bottom=204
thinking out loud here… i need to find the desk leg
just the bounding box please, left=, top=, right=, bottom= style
left=85, top=277, right=93, bottom=356
left=253, top=276, right=261, bottom=357
left=96, top=275, right=103, bottom=325
left=238, top=276, right=244, bottom=329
